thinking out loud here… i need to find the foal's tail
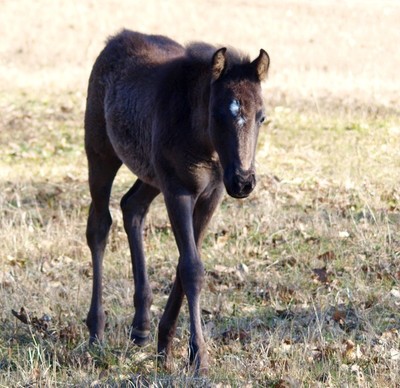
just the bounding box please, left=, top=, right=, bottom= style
left=84, top=43, right=118, bottom=159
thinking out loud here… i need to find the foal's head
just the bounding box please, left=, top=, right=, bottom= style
left=209, top=48, right=269, bottom=198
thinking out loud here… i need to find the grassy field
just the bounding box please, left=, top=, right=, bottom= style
left=1, top=1, right=399, bottom=386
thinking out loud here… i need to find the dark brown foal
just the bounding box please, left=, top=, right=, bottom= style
left=84, top=29, right=269, bottom=374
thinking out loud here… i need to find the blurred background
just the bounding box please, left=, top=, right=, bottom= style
left=1, top=0, right=399, bottom=109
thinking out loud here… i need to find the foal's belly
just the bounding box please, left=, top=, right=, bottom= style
left=105, top=103, right=158, bottom=187
left=113, top=139, right=158, bottom=187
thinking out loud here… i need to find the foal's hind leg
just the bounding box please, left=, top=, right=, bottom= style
left=120, top=180, right=160, bottom=346
left=86, top=151, right=121, bottom=343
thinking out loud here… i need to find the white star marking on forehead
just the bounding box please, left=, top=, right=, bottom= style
left=229, top=99, right=240, bottom=117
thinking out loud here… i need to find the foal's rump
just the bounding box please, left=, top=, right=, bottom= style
left=85, top=30, right=185, bottom=185
left=106, top=29, right=184, bottom=67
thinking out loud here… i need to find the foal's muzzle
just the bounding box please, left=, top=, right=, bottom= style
left=224, top=168, right=256, bottom=199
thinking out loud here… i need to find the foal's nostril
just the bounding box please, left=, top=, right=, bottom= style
left=233, top=173, right=256, bottom=196
left=243, top=174, right=256, bottom=194
left=243, top=180, right=253, bottom=193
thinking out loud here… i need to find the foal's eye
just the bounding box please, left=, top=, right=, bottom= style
left=256, top=110, right=266, bottom=125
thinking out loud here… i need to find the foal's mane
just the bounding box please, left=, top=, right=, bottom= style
left=185, top=42, right=251, bottom=67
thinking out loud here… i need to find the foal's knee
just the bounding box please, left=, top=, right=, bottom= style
left=179, top=258, right=205, bottom=296
left=86, top=205, right=112, bottom=247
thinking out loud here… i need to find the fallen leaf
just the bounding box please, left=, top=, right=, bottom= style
left=59, top=322, right=78, bottom=344
left=381, top=328, right=398, bottom=341
left=343, top=339, right=356, bottom=360
left=7, top=255, right=27, bottom=267
left=277, top=284, right=296, bottom=303
left=390, top=348, right=400, bottom=360
left=274, top=377, right=300, bottom=387
left=12, top=307, right=30, bottom=324
left=333, top=309, right=346, bottom=324
left=221, top=328, right=250, bottom=344
left=0, top=271, right=15, bottom=288
left=345, top=339, right=355, bottom=350
left=215, top=229, right=229, bottom=246
left=214, top=264, right=234, bottom=274
left=98, top=369, right=109, bottom=379
left=312, top=267, right=330, bottom=284
left=31, top=368, right=41, bottom=381
left=208, top=280, right=218, bottom=294
left=318, top=251, right=336, bottom=262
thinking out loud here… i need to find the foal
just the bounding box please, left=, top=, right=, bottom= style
left=84, top=29, right=269, bottom=373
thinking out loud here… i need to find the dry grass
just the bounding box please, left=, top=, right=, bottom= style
left=1, top=1, right=399, bottom=386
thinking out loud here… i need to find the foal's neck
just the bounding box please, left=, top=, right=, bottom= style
left=187, top=67, right=214, bottom=156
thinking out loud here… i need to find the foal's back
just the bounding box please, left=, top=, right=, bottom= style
left=88, top=30, right=184, bottom=92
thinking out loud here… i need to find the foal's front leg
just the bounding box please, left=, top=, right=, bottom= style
left=158, top=188, right=223, bottom=371
left=161, top=192, right=208, bottom=373
left=157, top=266, right=184, bottom=369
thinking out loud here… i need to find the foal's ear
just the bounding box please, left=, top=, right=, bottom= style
left=251, top=49, right=270, bottom=81
left=211, top=47, right=227, bottom=82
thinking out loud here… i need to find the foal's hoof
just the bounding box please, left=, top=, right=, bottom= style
left=88, top=332, right=104, bottom=346
left=88, top=336, right=102, bottom=346
left=157, top=348, right=174, bottom=373
left=130, top=327, right=150, bottom=347
left=190, top=358, right=209, bottom=376
left=189, top=347, right=209, bottom=376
